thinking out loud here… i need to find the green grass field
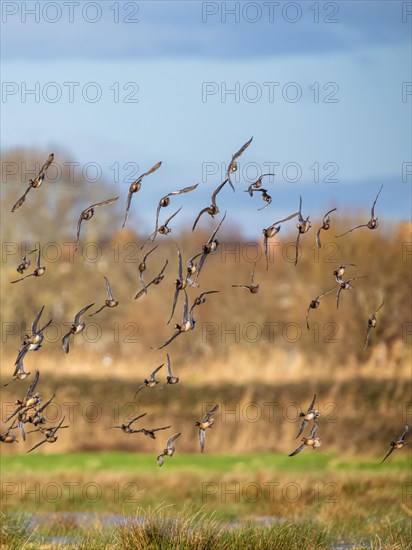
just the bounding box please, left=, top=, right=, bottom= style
left=1, top=452, right=411, bottom=548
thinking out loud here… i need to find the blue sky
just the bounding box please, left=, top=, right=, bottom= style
left=1, top=1, right=411, bottom=236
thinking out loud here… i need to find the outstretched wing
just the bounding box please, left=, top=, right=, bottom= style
left=231, top=137, right=253, bottom=162
left=399, top=424, right=409, bottom=442
left=363, top=325, right=372, bottom=351
left=163, top=206, right=182, bottom=227
left=371, top=185, right=383, bottom=218
left=122, top=191, right=134, bottom=228
left=207, top=211, right=227, bottom=244
left=289, top=443, right=307, bottom=457
left=88, top=196, right=119, bottom=209
left=140, top=161, right=162, bottom=180
left=166, top=353, right=172, bottom=377
left=308, top=394, right=316, bottom=412
left=104, top=276, right=114, bottom=300
left=272, top=212, right=300, bottom=226
left=150, top=364, right=164, bottom=381
left=10, top=273, right=35, bottom=284
left=151, top=330, right=181, bottom=350
left=315, top=227, right=322, bottom=249
left=294, top=231, right=301, bottom=266
left=11, top=185, right=32, bottom=212
left=203, top=404, right=219, bottom=423
left=192, top=207, right=209, bottom=232
left=295, top=419, right=308, bottom=439
left=27, top=438, right=47, bottom=453
left=62, top=331, right=71, bottom=354
left=168, top=288, right=180, bottom=325
left=31, top=305, right=45, bottom=334
left=211, top=179, right=228, bottom=207
left=199, top=428, right=206, bottom=453
left=381, top=446, right=395, bottom=463
left=166, top=432, right=181, bottom=448
left=335, top=224, right=368, bottom=238
left=25, top=370, right=40, bottom=400
left=309, top=422, right=319, bottom=439
left=74, top=303, right=95, bottom=324
left=75, top=216, right=84, bottom=251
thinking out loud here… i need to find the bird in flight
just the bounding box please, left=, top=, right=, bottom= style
left=11, top=153, right=54, bottom=212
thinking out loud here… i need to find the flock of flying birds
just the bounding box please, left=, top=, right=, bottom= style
left=1, top=141, right=409, bottom=463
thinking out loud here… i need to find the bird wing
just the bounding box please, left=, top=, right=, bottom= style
left=89, top=304, right=107, bottom=317
left=182, top=289, right=189, bottom=324
left=231, top=137, right=253, bottom=162
left=174, top=245, right=183, bottom=282
left=264, top=234, right=269, bottom=271
left=168, top=288, right=180, bottom=325
left=294, top=231, right=301, bottom=266
left=129, top=412, right=148, bottom=426
left=88, top=196, right=119, bottom=209
left=309, top=422, right=319, bottom=439
left=211, top=179, right=228, bottom=206
left=295, top=419, right=308, bottom=439
left=381, top=446, right=395, bottom=463
left=207, top=211, right=227, bottom=244
left=375, top=299, right=385, bottom=315
left=323, top=207, right=337, bottom=221
left=371, top=185, right=383, bottom=218
left=251, top=262, right=257, bottom=284
left=143, top=243, right=159, bottom=264
left=133, top=384, right=145, bottom=399
left=153, top=203, right=163, bottom=236
left=164, top=206, right=182, bottom=227
left=25, top=370, right=40, bottom=399
left=317, top=287, right=336, bottom=300
left=52, top=416, right=66, bottom=435
left=289, top=443, right=307, bottom=457
left=308, top=394, right=317, bottom=412
left=306, top=307, right=311, bottom=331
left=35, top=247, right=41, bottom=269
left=31, top=305, right=45, bottom=334
left=272, top=212, right=300, bottom=226
left=400, top=425, right=409, bottom=442
left=203, top=404, right=219, bottom=422
left=192, top=207, right=209, bottom=231
left=152, top=330, right=181, bottom=350
left=199, top=428, right=206, bottom=453
left=11, top=185, right=32, bottom=212
left=74, top=303, right=95, bottom=324
left=167, top=432, right=181, bottom=448
left=10, top=273, right=35, bottom=284
left=315, top=227, right=322, bottom=249
left=37, top=394, right=55, bottom=413
left=62, top=331, right=71, bottom=354
left=169, top=183, right=199, bottom=197
left=363, top=326, right=372, bottom=351
left=104, top=276, right=114, bottom=300
left=335, top=224, right=368, bottom=238
left=166, top=353, right=172, bottom=377
left=75, top=216, right=84, bottom=250
left=37, top=153, right=54, bottom=177
left=257, top=199, right=271, bottom=211
left=122, top=191, right=133, bottom=228
left=27, top=438, right=47, bottom=453
left=157, top=454, right=165, bottom=466
left=336, top=288, right=342, bottom=309
left=140, top=161, right=162, bottom=180
left=150, top=364, right=164, bottom=381
left=139, top=270, right=147, bottom=295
